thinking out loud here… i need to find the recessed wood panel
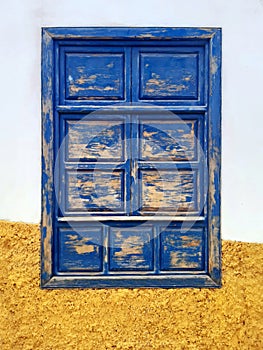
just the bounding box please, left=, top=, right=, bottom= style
left=140, top=169, right=198, bottom=213
left=139, top=119, right=198, bottom=161
left=58, top=227, right=103, bottom=272
left=109, top=227, right=154, bottom=271
left=65, top=119, right=125, bottom=162
left=65, top=53, right=125, bottom=100
left=65, top=170, right=125, bottom=212
left=160, top=227, right=204, bottom=270
left=139, top=53, right=199, bottom=100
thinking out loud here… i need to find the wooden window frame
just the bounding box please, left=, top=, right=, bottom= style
left=41, top=27, right=221, bottom=288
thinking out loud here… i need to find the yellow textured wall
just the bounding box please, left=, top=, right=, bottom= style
left=0, top=221, right=262, bottom=349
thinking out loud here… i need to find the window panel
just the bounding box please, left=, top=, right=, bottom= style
left=65, top=170, right=125, bottom=212
left=57, top=226, right=104, bottom=272
left=139, top=119, right=199, bottom=162
left=109, top=227, right=154, bottom=271
left=160, top=227, right=205, bottom=271
left=139, top=169, right=198, bottom=213
left=65, top=119, right=125, bottom=162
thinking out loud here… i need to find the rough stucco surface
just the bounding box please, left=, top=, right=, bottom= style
left=0, top=221, right=262, bottom=350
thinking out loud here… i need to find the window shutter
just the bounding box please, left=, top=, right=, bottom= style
left=41, top=27, right=221, bottom=288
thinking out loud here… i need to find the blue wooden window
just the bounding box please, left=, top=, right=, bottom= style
left=41, top=27, right=221, bottom=288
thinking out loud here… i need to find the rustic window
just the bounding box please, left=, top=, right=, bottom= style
left=41, top=27, right=221, bottom=288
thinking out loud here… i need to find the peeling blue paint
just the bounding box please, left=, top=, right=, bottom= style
left=42, top=226, right=47, bottom=239
left=41, top=271, right=49, bottom=285
left=42, top=155, right=46, bottom=171
left=44, top=113, right=52, bottom=144
left=41, top=27, right=221, bottom=289
left=45, top=193, right=51, bottom=215
left=42, top=172, right=48, bottom=187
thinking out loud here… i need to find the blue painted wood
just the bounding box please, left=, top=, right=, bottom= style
left=59, top=46, right=131, bottom=105
left=57, top=226, right=104, bottom=272
left=132, top=46, right=206, bottom=105
left=109, top=226, right=154, bottom=271
left=65, top=170, right=125, bottom=212
left=64, top=119, right=125, bottom=162
left=160, top=227, right=205, bottom=271
left=139, top=169, right=199, bottom=213
left=41, top=27, right=221, bottom=288
left=139, top=119, right=199, bottom=161
left=41, top=29, right=55, bottom=285
left=207, top=29, right=222, bottom=284
left=43, top=27, right=220, bottom=40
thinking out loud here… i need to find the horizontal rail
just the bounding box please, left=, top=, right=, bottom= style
left=58, top=216, right=205, bottom=222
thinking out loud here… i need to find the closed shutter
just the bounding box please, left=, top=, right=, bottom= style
left=41, top=27, right=221, bottom=288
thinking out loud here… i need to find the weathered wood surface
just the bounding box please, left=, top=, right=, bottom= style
left=58, top=227, right=103, bottom=272
left=66, top=170, right=124, bottom=211
left=140, top=120, right=197, bottom=161
left=41, top=27, right=221, bottom=288
left=65, top=53, right=124, bottom=100
left=140, top=170, right=197, bottom=213
left=109, top=228, right=154, bottom=271
left=66, top=120, right=124, bottom=161
left=160, top=228, right=204, bottom=270
left=56, top=224, right=205, bottom=273
left=140, top=53, right=198, bottom=99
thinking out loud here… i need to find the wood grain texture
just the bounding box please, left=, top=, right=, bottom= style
left=132, top=45, right=206, bottom=106
left=140, top=53, right=198, bottom=99
left=140, top=119, right=198, bottom=161
left=41, top=29, right=54, bottom=284
left=140, top=170, right=197, bottom=213
left=58, top=227, right=103, bottom=272
left=207, top=29, right=222, bottom=285
left=65, top=53, right=124, bottom=100
left=66, top=170, right=124, bottom=212
left=160, top=227, right=204, bottom=270
left=44, top=27, right=219, bottom=40
left=65, top=119, right=124, bottom=161
left=109, top=227, right=154, bottom=271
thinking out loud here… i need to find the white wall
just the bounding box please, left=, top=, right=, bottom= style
left=0, top=0, right=262, bottom=243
